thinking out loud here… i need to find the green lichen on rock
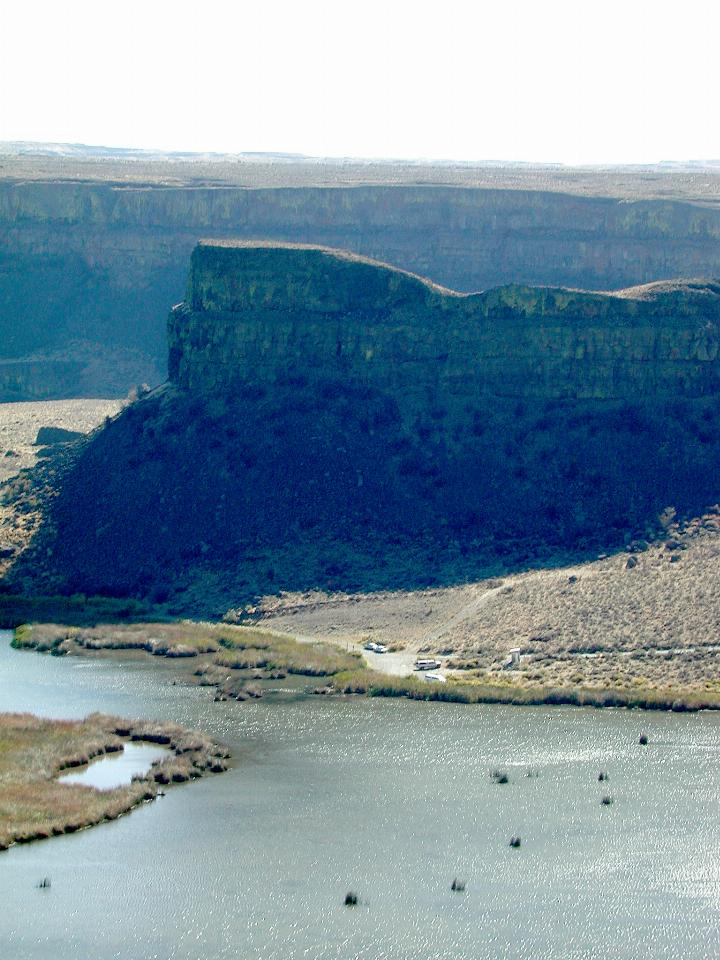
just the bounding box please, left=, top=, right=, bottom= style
left=169, top=242, right=720, bottom=415
left=4, top=176, right=720, bottom=400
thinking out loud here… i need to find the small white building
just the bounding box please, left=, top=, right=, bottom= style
left=502, top=648, right=521, bottom=670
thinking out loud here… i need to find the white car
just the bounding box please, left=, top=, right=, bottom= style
left=414, top=658, right=441, bottom=671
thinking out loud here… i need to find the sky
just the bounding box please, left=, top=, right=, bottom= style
left=2, top=0, right=718, bottom=164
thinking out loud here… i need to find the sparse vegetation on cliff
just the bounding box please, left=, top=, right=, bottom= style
left=5, top=245, right=720, bottom=608
left=8, top=377, right=720, bottom=609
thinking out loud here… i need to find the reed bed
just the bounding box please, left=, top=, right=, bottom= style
left=0, top=712, right=229, bottom=850
left=329, top=669, right=720, bottom=712
left=13, top=621, right=361, bottom=675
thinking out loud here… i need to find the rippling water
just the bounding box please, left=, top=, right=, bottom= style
left=1, top=632, right=718, bottom=959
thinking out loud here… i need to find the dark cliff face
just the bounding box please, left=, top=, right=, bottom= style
left=4, top=179, right=720, bottom=399
left=10, top=244, right=720, bottom=607
left=170, top=243, right=720, bottom=410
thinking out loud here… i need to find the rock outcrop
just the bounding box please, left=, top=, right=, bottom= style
left=7, top=244, right=720, bottom=607
left=170, top=242, right=720, bottom=416
left=4, top=166, right=720, bottom=399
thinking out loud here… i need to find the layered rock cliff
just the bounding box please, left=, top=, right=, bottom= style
left=170, top=242, right=720, bottom=414
left=4, top=169, right=720, bottom=398
left=7, top=243, right=720, bottom=606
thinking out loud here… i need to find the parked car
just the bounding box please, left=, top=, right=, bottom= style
left=414, top=658, right=441, bottom=671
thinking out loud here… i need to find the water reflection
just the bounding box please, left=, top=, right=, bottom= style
left=1, top=632, right=719, bottom=960
left=58, top=743, right=169, bottom=790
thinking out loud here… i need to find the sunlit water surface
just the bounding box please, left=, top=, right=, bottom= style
left=58, top=743, right=169, bottom=790
left=0, top=631, right=718, bottom=959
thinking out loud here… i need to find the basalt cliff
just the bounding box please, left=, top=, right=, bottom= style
left=3, top=154, right=720, bottom=400
left=7, top=243, right=720, bottom=609
left=172, top=242, right=720, bottom=408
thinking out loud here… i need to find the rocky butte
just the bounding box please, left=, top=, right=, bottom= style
left=171, top=241, right=720, bottom=413
left=8, top=242, right=720, bottom=606
left=3, top=151, right=720, bottom=401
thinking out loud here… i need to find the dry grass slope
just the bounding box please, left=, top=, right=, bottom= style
left=249, top=513, right=720, bottom=704
left=435, top=516, right=720, bottom=696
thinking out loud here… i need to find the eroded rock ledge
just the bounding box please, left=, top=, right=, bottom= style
left=169, top=241, right=720, bottom=416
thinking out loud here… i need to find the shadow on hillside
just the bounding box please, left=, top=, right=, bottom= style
left=3, top=382, right=720, bottom=620
left=0, top=539, right=608, bottom=627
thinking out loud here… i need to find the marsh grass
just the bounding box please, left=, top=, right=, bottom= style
left=0, top=712, right=229, bottom=850
left=13, top=618, right=718, bottom=712
left=213, top=633, right=359, bottom=677
left=14, top=621, right=362, bottom=678
left=329, top=669, right=720, bottom=711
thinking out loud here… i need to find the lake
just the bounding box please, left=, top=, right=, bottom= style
left=1, top=631, right=718, bottom=959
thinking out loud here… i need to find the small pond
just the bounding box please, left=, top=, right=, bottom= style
left=58, top=742, right=170, bottom=790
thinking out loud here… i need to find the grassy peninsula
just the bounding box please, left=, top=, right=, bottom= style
left=9, top=614, right=720, bottom=712
left=0, top=712, right=229, bottom=851
left=11, top=620, right=362, bottom=700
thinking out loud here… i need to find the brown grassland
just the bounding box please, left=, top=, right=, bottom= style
left=11, top=621, right=364, bottom=702
left=0, top=712, right=229, bottom=851
left=242, top=513, right=720, bottom=710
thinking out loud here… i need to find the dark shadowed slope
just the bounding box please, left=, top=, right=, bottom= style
left=5, top=245, right=720, bottom=612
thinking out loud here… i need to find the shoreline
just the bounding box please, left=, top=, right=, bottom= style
left=6, top=620, right=719, bottom=715
left=328, top=668, right=720, bottom=713
left=0, top=712, right=230, bottom=852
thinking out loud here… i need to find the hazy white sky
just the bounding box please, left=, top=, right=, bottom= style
left=2, top=0, right=718, bottom=163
